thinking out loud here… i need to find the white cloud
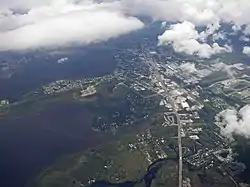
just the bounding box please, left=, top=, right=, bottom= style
left=114, top=0, right=219, bottom=26
left=119, top=0, right=250, bottom=58
left=158, top=21, right=232, bottom=58
left=244, top=25, right=250, bottom=35
left=216, top=105, right=250, bottom=139
left=199, top=22, right=221, bottom=42
left=0, top=0, right=144, bottom=51
left=1, top=0, right=250, bottom=52
left=212, top=31, right=226, bottom=41
left=57, top=57, right=68, bottom=64
left=243, top=46, right=250, bottom=55
left=179, top=62, right=197, bottom=73
left=112, top=0, right=250, bottom=28
left=0, top=0, right=52, bottom=10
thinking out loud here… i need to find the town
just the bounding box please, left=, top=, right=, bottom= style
left=109, top=39, right=249, bottom=187
left=6, top=38, right=250, bottom=187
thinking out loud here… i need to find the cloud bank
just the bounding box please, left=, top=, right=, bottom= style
left=117, top=0, right=250, bottom=58
left=216, top=105, right=250, bottom=139
left=1, top=0, right=250, bottom=54
left=0, top=0, right=144, bottom=51
left=115, top=0, right=249, bottom=27
left=158, top=21, right=231, bottom=58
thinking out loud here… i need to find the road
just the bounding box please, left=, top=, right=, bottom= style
left=175, top=101, right=183, bottom=187
left=149, top=62, right=183, bottom=187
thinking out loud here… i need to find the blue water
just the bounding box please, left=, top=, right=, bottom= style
left=0, top=47, right=117, bottom=102
left=90, top=158, right=177, bottom=187
left=0, top=102, right=118, bottom=187
left=0, top=46, right=119, bottom=187
left=0, top=24, right=165, bottom=187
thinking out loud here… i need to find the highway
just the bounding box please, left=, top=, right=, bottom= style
left=150, top=62, right=183, bottom=187
left=175, top=102, right=183, bottom=187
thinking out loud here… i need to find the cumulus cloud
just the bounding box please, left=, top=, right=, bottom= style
left=243, top=25, right=250, bottom=35
left=57, top=57, right=68, bottom=64
left=151, top=0, right=250, bottom=58
left=158, top=21, right=232, bottom=58
left=1, top=0, right=250, bottom=52
left=0, top=0, right=52, bottom=10
left=216, top=105, right=250, bottom=139
left=117, top=0, right=250, bottom=58
left=212, top=61, right=246, bottom=79
left=243, top=46, right=250, bottom=55
left=116, top=0, right=219, bottom=26
left=199, top=22, right=221, bottom=42
left=0, top=0, right=144, bottom=51
left=112, top=0, right=250, bottom=28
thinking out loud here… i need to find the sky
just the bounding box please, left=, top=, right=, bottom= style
left=0, top=0, right=250, bottom=57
